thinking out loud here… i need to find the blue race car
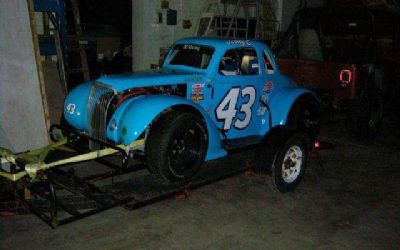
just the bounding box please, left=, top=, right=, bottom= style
left=64, top=37, right=320, bottom=192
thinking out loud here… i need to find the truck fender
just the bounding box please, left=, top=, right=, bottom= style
left=107, top=95, right=227, bottom=161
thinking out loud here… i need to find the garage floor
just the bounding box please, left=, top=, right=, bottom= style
left=1, top=117, right=399, bottom=249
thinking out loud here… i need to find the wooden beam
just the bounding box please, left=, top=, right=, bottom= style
left=27, top=0, right=51, bottom=142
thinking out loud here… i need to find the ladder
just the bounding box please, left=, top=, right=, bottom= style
left=67, top=0, right=90, bottom=82
left=195, top=0, right=278, bottom=41
left=224, top=0, right=258, bottom=38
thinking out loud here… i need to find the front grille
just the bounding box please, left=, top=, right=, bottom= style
left=87, top=82, right=117, bottom=150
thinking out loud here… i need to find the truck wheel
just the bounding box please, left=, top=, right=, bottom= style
left=271, top=132, right=309, bottom=193
left=146, top=111, right=208, bottom=182
left=347, top=87, right=383, bottom=138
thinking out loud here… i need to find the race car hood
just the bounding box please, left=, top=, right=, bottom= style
left=96, top=69, right=204, bottom=92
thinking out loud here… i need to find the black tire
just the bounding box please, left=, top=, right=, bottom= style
left=271, top=132, right=309, bottom=193
left=49, top=124, right=65, bottom=142
left=60, top=115, right=76, bottom=135
left=287, top=97, right=320, bottom=140
left=145, top=112, right=179, bottom=175
left=146, top=111, right=208, bottom=182
left=254, top=127, right=291, bottom=173
left=346, top=86, right=384, bottom=139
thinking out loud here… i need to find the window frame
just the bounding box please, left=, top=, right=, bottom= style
left=263, top=49, right=275, bottom=75
left=218, top=47, right=260, bottom=76
left=167, top=44, right=215, bottom=70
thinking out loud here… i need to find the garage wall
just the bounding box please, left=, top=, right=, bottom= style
left=131, top=0, right=324, bottom=71
left=0, top=1, right=49, bottom=152
left=132, top=0, right=205, bottom=71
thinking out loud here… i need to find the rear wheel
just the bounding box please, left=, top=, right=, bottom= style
left=254, top=127, right=291, bottom=173
left=287, top=97, right=320, bottom=140
left=146, top=111, right=208, bottom=182
left=271, top=133, right=309, bottom=193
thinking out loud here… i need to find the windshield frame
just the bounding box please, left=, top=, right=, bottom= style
left=163, top=43, right=216, bottom=72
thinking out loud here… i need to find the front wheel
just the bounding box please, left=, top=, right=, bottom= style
left=146, top=111, right=208, bottom=182
left=271, top=133, right=309, bottom=193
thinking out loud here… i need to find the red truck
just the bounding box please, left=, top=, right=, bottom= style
left=275, top=6, right=400, bottom=138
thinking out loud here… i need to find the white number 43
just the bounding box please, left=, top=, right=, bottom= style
left=66, top=103, right=76, bottom=114
left=216, top=86, right=256, bottom=130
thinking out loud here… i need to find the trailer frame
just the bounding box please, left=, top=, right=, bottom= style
left=0, top=130, right=250, bottom=228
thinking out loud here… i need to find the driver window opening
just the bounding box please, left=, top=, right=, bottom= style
left=219, top=48, right=259, bottom=76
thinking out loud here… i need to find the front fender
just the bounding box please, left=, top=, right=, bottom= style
left=107, top=95, right=227, bottom=161
left=63, top=82, right=93, bottom=130
left=264, top=87, right=317, bottom=133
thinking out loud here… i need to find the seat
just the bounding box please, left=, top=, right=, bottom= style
left=220, top=58, right=238, bottom=75
left=241, top=55, right=259, bottom=75
left=298, top=29, right=323, bottom=61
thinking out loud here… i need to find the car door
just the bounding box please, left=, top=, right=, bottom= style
left=211, top=47, right=264, bottom=140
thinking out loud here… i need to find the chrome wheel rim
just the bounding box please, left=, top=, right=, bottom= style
left=281, top=145, right=303, bottom=183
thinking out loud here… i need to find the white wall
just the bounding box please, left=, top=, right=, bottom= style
left=131, top=0, right=324, bottom=70
left=0, top=1, right=49, bottom=152
left=132, top=0, right=205, bottom=71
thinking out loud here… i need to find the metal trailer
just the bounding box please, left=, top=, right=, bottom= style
left=0, top=131, right=250, bottom=228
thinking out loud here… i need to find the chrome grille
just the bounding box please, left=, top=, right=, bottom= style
left=87, top=82, right=117, bottom=150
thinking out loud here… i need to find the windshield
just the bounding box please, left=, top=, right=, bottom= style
left=168, top=44, right=214, bottom=69
left=276, top=13, right=375, bottom=63
left=320, top=16, right=374, bottom=63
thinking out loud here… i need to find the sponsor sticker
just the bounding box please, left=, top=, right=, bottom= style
left=226, top=40, right=251, bottom=46
left=257, top=106, right=267, bottom=116
left=263, top=81, right=273, bottom=94
left=191, top=83, right=204, bottom=101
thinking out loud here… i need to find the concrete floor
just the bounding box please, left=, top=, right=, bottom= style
left=1, top=121, right=399, bottom=249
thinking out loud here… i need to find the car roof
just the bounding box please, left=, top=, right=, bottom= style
left=174, top=37, right=267, bottom=51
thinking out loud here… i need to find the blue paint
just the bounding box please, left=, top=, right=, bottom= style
left=64, top=81, right=92, bottom=131
left=107, top=95, right=226, bottom=161
left=64, top=37, right=318, bottom=162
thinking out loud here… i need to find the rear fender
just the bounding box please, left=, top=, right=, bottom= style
left=261, top=87, right=318, bottom=135
left=107, top=95, right=227, bottom=161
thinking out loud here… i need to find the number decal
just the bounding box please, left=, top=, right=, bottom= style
left=215, top=86, right=256, bottom=130
left=234, top=86, right=256, bottom=129
left=215, top=88, right=240, bottom=130
left=66, top=103, right=76, bottom=114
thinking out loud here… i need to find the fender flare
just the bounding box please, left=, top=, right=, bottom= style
left=107, top=95, right=227, bottom=161
left=263, top=87, right=319, bottom=134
